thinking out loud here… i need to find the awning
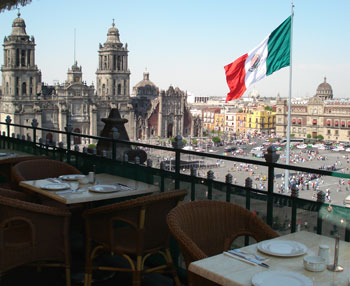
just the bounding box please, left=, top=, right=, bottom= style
left=327, top=120, right=331, bottom=126
left=292, top=119, right=296, bottom=124
left=348, top=122, right=350, bottom=127
left=298, top=119, right=301, bottom=124
left=335, top=121, right=338, bottom=126
left=341, top=121, right=345, bottom=126
left=313, top=119, right=317, bottom=124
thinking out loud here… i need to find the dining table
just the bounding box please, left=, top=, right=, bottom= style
left=19, top=172, right=159, bottom=205
left=188, top=231, right=350, bottom=286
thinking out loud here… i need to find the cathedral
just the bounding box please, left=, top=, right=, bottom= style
left=0, top=13, right=196, bottom=144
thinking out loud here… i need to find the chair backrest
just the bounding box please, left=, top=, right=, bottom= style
left=83, top=189, right=188, bottom=254
left=11, top=159, right=82, bottom=184
left=167, top=200, right=279, bottom=268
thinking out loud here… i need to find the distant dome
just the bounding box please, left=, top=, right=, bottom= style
left=133, top=72, right=159, bottom=97
left=11, top=13, right=27, bottom=36
left=316, top=77, right=333, bottom=100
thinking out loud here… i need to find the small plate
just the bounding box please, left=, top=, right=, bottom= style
left=252, top=270, right=312, bottom=286
left=40, top=183, right=70, bottom=190
left=88, top=185, right=119, bottom=193
left=0, top=152, right=8, bottom=157
left=59, top=174, right=86, bottom=181
left=257, top=240, right=307, bottom=257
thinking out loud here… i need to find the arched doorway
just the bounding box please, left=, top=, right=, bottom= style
left=138, top=129, right=142, bottom=140
left=167, top=123, right=173, bottom=138
left=73, top=128, right=81, bottom=145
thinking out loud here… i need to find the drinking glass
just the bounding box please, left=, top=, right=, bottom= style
left=69, top=181, right=79, bottom=192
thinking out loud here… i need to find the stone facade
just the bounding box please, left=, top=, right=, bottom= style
left=130, top=72, right=198, bottom=139
left=276, top=78, right=350, bottom=142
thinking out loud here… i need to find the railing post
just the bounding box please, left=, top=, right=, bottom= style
left=5, top=116, right=11, bottom=149
left=110, top=127, right=119, bottom=161
left=190, top=167, right=197, bottom=201
left=172, top=135, right=184, bottom=189
left=31, top=118, right=39, bottom=154
left=160, top=161, right=166, bottom=192
left=31, top=118, right=38, bottom=143
left=290, top=183, right=299, bottom=233
left=5, top=115, right=11, bottom=137
left=317, top=191, right=325, bottom=235
left=225, top=174, right=232, bottom=202
left=207, top=170, right=214, bottom=200
left=264, top=145, right=280, bottom=228
left=65, top=121, right=73, bottom=164
left=244, top=176, right=253, bottom=245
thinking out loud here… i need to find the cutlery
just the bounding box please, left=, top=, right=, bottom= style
left=230, top=249, right=268, bottom=262
left=224, top=251, right=269, bottom=268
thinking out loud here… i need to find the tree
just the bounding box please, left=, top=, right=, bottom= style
left=317, top=134, right=324, bottom=140
left=307, top=134, right=312, bottom=139
left=290, top=133, right=295, bottom=137
left=264, top=106, right=273, bottom=111
left=211, top=136, right=221, bottom=144
left=192, top=138, right=198, bottom=146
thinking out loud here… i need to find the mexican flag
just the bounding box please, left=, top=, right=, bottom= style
left=225, top=16, right=291, bottom=102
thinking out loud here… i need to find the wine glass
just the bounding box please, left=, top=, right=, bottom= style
left=69, top=181, right=79, bottom=192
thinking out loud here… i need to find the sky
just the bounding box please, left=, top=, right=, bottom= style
left=0, top=0, right=349, bottom=99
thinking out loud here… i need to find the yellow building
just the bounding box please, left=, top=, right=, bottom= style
left=214, top=113, right=225, bottom=132
left=247, top=108, right=276, bottom=135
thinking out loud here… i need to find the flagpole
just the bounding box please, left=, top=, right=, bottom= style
left=284, top=1, right=294, bottom=192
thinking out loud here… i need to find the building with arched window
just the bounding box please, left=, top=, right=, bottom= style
left=276, top=78, right=350, bottom=142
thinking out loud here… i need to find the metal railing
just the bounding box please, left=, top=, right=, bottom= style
left=1, top=117, right=350, bottom=244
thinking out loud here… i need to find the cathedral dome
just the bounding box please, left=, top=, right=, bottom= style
left=11, top=13, right=27, bottom=36
left=133, top=72, right=159, bottom=97
left=316, top=77, right=333, bottom=100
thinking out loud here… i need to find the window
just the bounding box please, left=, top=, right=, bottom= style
left=335, top=130, right=339, bottom=135
left=327, top=130, right=331, bottom=135
left=21, top=50, right=26, bottom=66
left=117, top=84, right=121, bottom=95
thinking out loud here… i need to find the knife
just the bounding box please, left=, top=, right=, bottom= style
left=225, top=251, right=269, bottom=268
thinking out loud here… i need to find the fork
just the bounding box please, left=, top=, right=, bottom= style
left=232, top=249, right=268, bottom=262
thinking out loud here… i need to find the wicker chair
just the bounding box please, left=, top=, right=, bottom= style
left=82, top=189, right=188, bottom=286
left=11, top=158, right=82, bottom=187
left=0, top=187, right=71, bottom=285
left=167, top=200, right=279, bottom=272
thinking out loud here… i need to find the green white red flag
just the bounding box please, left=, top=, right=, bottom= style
left=225, top=16, right=291, bottom=102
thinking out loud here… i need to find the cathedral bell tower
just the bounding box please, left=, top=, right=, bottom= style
left=1, top=12, right=41, bottom=100
left=96, top=20, right=130, bottom=100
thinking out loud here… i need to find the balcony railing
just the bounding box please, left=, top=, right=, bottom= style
left=1, top=117, right=350, bottom=277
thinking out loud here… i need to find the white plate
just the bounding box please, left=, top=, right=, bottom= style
left=257, top=240, right=307, bottom=257
left=40, top=183, right=70, bottom=190
left=252, top=270, right=312, bottom=286
left=58, top=174, right=86, bottom=181
left=88, top=185, right=119, bottom=193
left=0, top=152, right=8, bottom=157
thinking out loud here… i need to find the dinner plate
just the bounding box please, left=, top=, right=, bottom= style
left=0, top=152, right=8, bottom=157
left=251, top=270, right=312, bottom=286
left=58, top=174, right=87, bottom=181
left=40, top=183, right=70, bottom=190
left=257, top=240, right=307, bottom=257
left=88, top=185, right=119, bottom=193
